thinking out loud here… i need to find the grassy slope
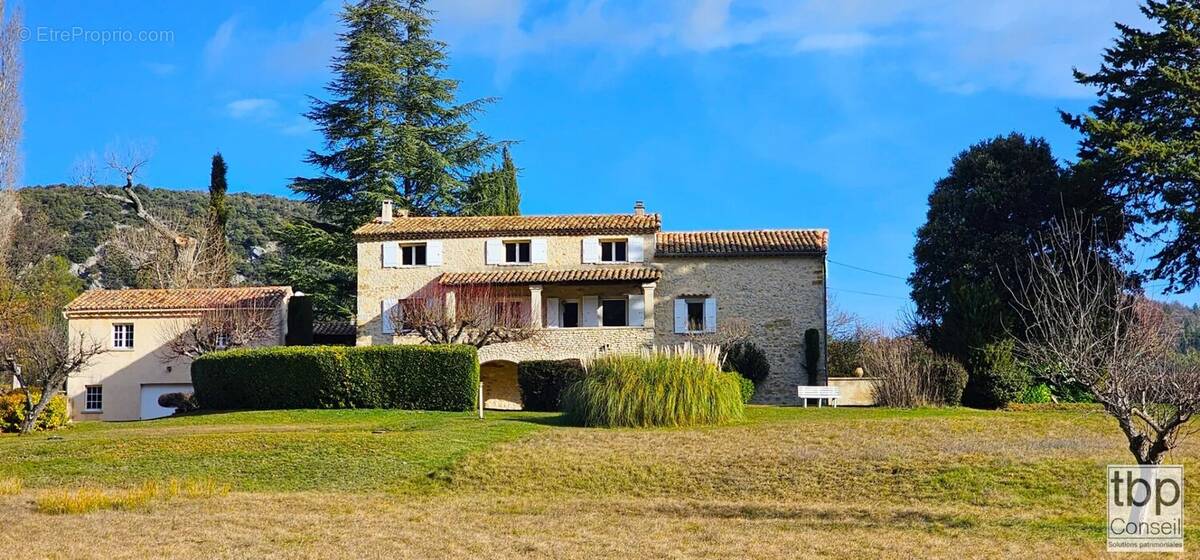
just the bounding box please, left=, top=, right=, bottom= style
left=0, top=406, right=1196, bottom=559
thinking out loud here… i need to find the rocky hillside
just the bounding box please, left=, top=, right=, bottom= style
left=14, top=185, right=313, bottom=288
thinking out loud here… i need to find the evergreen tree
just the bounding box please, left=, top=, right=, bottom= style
left=909, top=133, right=1124, bottom=367
left=463, top=146, right=520, bottom=216
left=205, top=152, right=232, bottom=286
left=1065, top=0, right=1200, bottom=291
left=272, top=0, right=502, bottom=318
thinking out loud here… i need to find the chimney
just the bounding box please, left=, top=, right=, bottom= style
left=633, top=200, right=646, bottom=216
left=397, top=208, right=410, bottom=218
left=381, top=200, right=394, bottom=223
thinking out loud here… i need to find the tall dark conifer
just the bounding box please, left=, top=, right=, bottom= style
left=270, top=0, right=502, bottom=318
left=205, top=152, right=231, bottom=286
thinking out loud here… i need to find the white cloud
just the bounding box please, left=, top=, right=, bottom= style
left=795, top=32, right=874, bottom=52
left=204, top=16, right=238, bottom=72
left=226, top=98, right=279, bottom=120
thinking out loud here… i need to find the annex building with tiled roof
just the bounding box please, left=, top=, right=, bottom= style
left=357, top=201, right=827, bottom=405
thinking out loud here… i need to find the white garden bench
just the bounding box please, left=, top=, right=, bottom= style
left=797, top=385, right=840, bottom=407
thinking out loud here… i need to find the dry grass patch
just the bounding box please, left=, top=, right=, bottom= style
left=0, top=477, right=20, bottom=496
left=36, top=479, right=230, bottom=515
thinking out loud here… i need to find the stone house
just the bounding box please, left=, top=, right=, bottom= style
left=63, top=287, right=292, bottom=421
left=355, top=201, right=827, bottom=406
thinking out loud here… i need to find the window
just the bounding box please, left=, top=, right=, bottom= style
left=561, top=301, right=579, bottom=328
left=84, top=385, right=103, bottom=412
left=504, top=241, right=531, bottom=264
left=214, top=331, right=231, bottom=349
left=600, top=239, right=628, bottom=262
left=601, top=299, right=627, bottom=327
left=112, top=323, right=134, bottom=349
left=686, top=300, right=706, bottom=332
left=402, top=243, right=427, bottom=266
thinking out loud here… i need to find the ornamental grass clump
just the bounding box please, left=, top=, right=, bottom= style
left=563, top=347, right=744, bottom=428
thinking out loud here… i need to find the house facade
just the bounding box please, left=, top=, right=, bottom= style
left=63, top=287, right=292, bottom=421
left=355, top=202, right=827, bottom=406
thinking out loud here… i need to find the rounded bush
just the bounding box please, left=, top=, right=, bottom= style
left=932, top=356, right=968, bottom=406
left=0, top=390, right=69, bottom=432
left=965, top=339, right=1030, bottom=409
left=517, top=359, right=586, bottom=412
left=157, top=392, right=199, bottom=414
left=1017, top=383, right=1053, bottom=404
left=721, top=341, right=770, bottom=386
left=563, top=353, right=744, bottom=428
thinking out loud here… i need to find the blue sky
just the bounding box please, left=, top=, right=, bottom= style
left=19, top=0, right=1187, bottom=326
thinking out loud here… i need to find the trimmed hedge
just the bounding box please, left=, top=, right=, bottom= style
left=517, top=359, right=585, bottom=412
left=192, top=345, right=479, bottom=412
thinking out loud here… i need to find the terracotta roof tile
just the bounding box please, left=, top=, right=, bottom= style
left=65, top=287, right=291, bottom=313
left=440, top=267, right=661, bottom=286
left=354, top=213, right=661, bottom=240
left=655, top=230, right=828, bottom=257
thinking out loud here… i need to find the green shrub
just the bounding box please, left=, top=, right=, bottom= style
left=562, top=352, right=744, bottom=428
left=1017, top=383, right=1053, bottom=404
left=735, top=374, right=755, bottom=403
left=192, top=345, right=479, bottom=412
left=721, top=341, right=770, bottom=386
left=804, top=328, right=822, bottom=384
left=157, top=392, right=199, bottom=414
left=932, top=356, right=968, bottom=406
left=964, top=339, right=1030, bottom=409
left=517, top=359, right=585, bottom=412
left=0, top=390, right=69, bottom=433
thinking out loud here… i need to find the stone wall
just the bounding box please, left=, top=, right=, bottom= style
left=652, top=255, right=826, bottom=405
left=382, top=327, right=654, bottom=364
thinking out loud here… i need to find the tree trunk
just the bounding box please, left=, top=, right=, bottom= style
left=18, top=384, right=61, bottom=435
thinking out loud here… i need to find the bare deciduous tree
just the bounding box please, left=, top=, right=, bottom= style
left=0, top=1, right=23, bottom=263
left=160, top=302, right=280, bottom=361
left=73, top=145, right=225, bottom=288
left=1011, top=216, right=1200, bottom=464
left=394, top=284, right=537, bottom=348
left=2, top=322, right=104, bottom=434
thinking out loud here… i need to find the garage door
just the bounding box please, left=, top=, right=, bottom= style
left=139, top=384, right=193, bottom=420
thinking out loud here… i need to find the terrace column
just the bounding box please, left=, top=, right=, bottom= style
left=528, top=284, right=544, bottom=329
left=641, top=282, right=656, bottom=329
left=444, top=289, right=456, bottom=322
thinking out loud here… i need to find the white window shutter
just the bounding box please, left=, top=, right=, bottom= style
left=531, top=238, right=549, bottom=264
left=381, top=299, right=398, bottom=334
left=628, top=294, right=645, bottom=327
left=546, top=297, right=560, bottom=328
left=628, top=236, right=644, bottom=263
left=485, top=239, right=502, bottom=265
left=382, top=242, right=400, bottom=268
left=674, top=299, right=687, bottom=333
left=582, top=237, right=600, bottom=264
left=704, top=297, right=718, bottom=333
left=582, top=296, right=599, bottom=327
left=426, top=240, right=443, bottom=266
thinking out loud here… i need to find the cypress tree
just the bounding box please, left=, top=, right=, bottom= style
left=205, top=152, right=232, bottom=286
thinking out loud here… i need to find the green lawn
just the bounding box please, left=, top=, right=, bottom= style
left=0, top=405, right=1196, bottom=559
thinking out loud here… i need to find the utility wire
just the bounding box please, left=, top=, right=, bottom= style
left=828, top=259, right=908, bottom=281
left=828, top=287, right=910, bottom=300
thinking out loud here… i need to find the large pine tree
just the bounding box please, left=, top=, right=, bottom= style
left=463, top=146, right=520, bottom=216
left=271, top=0, right=502, bottom=318
left=1066, top=0, right=1200, bottom=291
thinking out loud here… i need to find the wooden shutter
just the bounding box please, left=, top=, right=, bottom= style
left=381, top=299, right=397, bottom=335
left=546, top=297, right=560, bottom=328
left=704, top=297, right=717, bottom=333
left=628, top=236, right=645, bottom=263
left=673, top=299, right=687, bottom=333
left=485, top=239, right=502, bottom=265
left=581, top=237, right=601, bottom=264
left=382, top=242, right=400, bottom=268
left=582, top=296, right=599, bottom=327
left=531, top=238, right=549, bottom=263
left=426, top=240, right=443, bottom=266
left=628, top=294, right=645, bottom=327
